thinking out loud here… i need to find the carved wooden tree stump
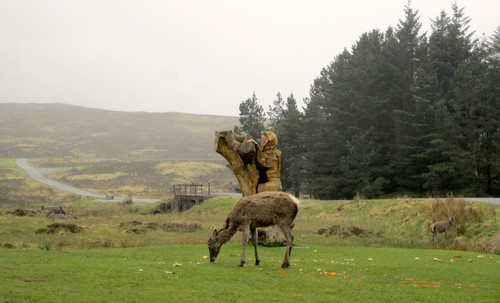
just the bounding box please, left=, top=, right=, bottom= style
left=215, top=130, right=287, bottom=246
left=215, top=130, right=259, bottom=196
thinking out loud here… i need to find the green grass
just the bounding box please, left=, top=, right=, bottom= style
left=0, top=245, right=498, bottom=302
left=1, top=160, right=499, bottom=302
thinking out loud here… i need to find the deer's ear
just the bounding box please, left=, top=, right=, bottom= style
left=210, top=225, right=217, bottom=238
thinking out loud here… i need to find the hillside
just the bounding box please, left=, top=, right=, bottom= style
left=0, top=103, right=239, bottom=160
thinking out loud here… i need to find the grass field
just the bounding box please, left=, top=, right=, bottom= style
left=1, top=158, right=499, bottom=302
left=1, top=245, right=498, bottom=302
left=1, top=196, right=499, bottom=302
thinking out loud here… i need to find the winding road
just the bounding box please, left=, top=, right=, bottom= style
left=16, top=158, right=159, bottom=203
left=15, top=158, right=498, bottom=205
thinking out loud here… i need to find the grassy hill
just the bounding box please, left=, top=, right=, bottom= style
left=1, top=189, right=498, bottom=253
left=0, top=103, right=239, bottom=159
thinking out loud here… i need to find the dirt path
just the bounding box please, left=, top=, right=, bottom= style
left=16, top=158, right=158, bottom=203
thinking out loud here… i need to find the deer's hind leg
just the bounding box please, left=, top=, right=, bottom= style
left=250, top=226, right=260, bottom=265
left=278, top=224, right=294, bottom=268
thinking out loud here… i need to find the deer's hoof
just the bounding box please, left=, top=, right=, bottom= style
left=255, top=260, right=260, bottom=266
left=239, top=261, right=246, bottom=267
left=281, top=263, right=290, bottom=269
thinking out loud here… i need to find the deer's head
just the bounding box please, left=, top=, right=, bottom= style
left=207, top=226, right=222, bottom=262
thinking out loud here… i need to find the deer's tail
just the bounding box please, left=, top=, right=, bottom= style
left=288, top=194, right=301, bottom=207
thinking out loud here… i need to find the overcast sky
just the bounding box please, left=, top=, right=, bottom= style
left=1, top=0, right=498, bottom=116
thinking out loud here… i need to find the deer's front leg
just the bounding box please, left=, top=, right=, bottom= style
left=251, top=227, right=260, bottom=265
left=279, top=224, right=294, bottom=269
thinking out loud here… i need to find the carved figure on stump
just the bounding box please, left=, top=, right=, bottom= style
left=207, top=191, right=300, bottom=268
left=256, top=131, right=282, bottom=193
left=215, top=130, right=282, bottom=196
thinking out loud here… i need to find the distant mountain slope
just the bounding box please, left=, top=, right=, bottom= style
left=0, top=103, right=239, bottom=159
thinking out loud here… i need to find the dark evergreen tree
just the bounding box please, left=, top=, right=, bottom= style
left=482, top=27, right=500, bottom=195
left=425, top=4, right=476, bottom=195
left=300, top=97, right=339, bottom=198
left=340, top=127, right=389, bottom=198
left=267, top=92, right=285, bottom=131
left=444, top=28, right=500, bottom=196
left=389, top=2, right=432, bottom=194
left=273, top=94, right=303, bottom=196
left=300, top=50, right=353, bottom=198
left=236, top=92, right=266, bottom=139
left=339, top=29, right=395, bottom=198
left=428, top=4, right=473, bottom=100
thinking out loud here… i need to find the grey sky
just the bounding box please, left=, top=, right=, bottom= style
left=1, top=0, right=498, bottom=116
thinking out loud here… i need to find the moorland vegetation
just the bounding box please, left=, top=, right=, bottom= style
left=1, top=3, right=499, bottom=300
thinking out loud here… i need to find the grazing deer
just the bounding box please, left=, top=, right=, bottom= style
left=208, top=191, right=300, bottom=268
left=430, top=217, right=456, bottom=242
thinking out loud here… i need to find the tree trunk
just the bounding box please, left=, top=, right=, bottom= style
left=215, top=130, right=259, bottom=196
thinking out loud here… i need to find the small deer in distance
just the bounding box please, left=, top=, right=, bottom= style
left=430, top=217, right=456, bottom=242
left=207, top=191, right=300, bottom=268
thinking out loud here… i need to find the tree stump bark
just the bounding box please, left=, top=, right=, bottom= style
left=215, top=130, right=259, bottom=196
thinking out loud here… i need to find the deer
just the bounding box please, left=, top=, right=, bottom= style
left=430, top=217, right=456, bottom=242
left=207, top=191, right=300, bottom=268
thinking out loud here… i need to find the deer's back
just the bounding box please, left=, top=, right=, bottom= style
left=230, top=192, right=299, bottom=227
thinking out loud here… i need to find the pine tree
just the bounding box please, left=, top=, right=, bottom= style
left=425, top=4, right=477, bottom=195
left=267, top=92, right=285, bottom=131
left=446, top=28, right=500, bottom=195
left=428, top=4, right=473, bottom=100
left=389, top=1, right=431, bottom=194
left=236, top=92, right=266, bottom=139
left=300, top=49, right=353, bottom=198
left=274, top=94, right=303, bottom=196
left=482, top=27, right=500, bottom=195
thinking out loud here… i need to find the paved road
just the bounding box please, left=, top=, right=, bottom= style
left=455, top=197, right=500, bottom=206
left=16, top=158, right=158, bottom=203
left=15, top=158, right=499, bottom=205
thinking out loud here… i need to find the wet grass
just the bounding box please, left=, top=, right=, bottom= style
left=0, top=245, right=498, bottom=302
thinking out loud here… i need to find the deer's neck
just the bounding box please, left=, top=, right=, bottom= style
left=217, top=225, right=237, bottom=245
